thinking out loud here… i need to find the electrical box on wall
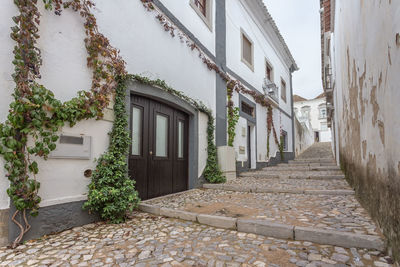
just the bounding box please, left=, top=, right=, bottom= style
left=49, top=134, right=92, bottom=160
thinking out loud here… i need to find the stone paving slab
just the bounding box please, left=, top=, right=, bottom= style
left=246, top=170, right=344, bottom=176
left=223, top=177, right=351, bottom=191
left=240, top=172, right=345, bottom=180
left=262, top=165, right=341, bottom=171
left=203, top=183, right=355, bottom=196
left=145, top=189, right=381, bottom=236
left=0, top=212, right=393, bottom=266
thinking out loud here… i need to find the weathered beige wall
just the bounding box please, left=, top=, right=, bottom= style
left=333, top=0, right=400, bottom=260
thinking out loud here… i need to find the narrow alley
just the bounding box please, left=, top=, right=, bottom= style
left=0, top=143, right=393, bottom=266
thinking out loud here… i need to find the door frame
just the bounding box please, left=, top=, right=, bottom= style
left=126, top=81, right=200, bottom=189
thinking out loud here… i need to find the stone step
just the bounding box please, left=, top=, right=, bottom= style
left=287, top=161, right=337, bottom=166
left=139, top=194, right=385, bottom=251
left=203, top=183, right=355, bottom=196
left=240, top=172, right=345, bottom=180
left=293, top=157, right=335, bottom=163
left=263, top=165, right=341, bottom=171
left=257, top=170, right=343, bottom=175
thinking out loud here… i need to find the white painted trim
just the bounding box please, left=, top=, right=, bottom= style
left=39, top=195, right=87, bottom=207
left=189, top=0, right=213, bottom=32
left=240, top=28, right=254, bottom=71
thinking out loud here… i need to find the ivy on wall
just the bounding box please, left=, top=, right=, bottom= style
left=0, top=0, right=286, bottom=248
left=140, top=0, right=283, bottom=157
left=83, top=76, right=140, bottom=223
left=129, top=75, right=225, bottom=184
left=227, top=86, right=239, bottom=147
left=0, top=0, right=129, bottom=247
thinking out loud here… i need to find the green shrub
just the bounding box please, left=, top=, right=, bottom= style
left=83, top=77, right=140, bottom=223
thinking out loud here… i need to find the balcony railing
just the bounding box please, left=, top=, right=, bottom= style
left=262, top=78, right=279, bottom=104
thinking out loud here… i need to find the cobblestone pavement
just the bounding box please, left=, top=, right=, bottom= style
left=146, top=189, right=379, bottom=235
left=0, top=212, right=394, bottom=267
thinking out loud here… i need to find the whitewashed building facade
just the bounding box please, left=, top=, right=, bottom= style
left=294, top=94, right=331, bottom=143
left=0, top=0, right=297, bottom=244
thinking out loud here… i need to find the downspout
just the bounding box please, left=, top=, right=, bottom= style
left=289, top=65, right=296, bottom=157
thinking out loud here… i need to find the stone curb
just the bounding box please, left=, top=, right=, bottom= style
left=288, top=162, right=337, bottom=166
left=137, top=203, right=385, bottom=251
left=203, top=184, right=354, bottom=195
left=295, top=226, right=385, bottom=250
left=159, top=208, right=197, bottom=222
left=288, top=175, right=345, bottom=180
left=138, top=203, right=160, bottom=215
left=197, top=214, right=237, bottom=229
left=237, top=219, right=294, bottom=240
left=243, top=174, right=345, bottom=180
left=262, top=166, right=341, bottom=171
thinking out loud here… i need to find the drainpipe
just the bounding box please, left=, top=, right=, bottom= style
left=289, top=65, right=296, bottom=158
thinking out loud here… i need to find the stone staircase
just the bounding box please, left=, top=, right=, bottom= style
left=140, top=142, right=387, bottom=255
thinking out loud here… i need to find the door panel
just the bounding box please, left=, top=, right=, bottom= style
left=173, top=110, right=188, bottom=193
left=129, top=94, right=188, bottom=200
left=148, top=101, right=174, bottom=199
left=129, top=96, right=149, bottom=200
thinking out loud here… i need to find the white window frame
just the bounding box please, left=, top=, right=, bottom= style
left=280, top=78, right=287, bottom=103
left=265, top=58, right=274, bottom=82
left=190, top=0, right=213, bottom=31
left=318, top=104, right=327, bottom=119
left=240, top=29, right=254, bottom=71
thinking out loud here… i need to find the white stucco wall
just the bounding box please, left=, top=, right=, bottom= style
left=294, top=118, right=314, bottom=156
left=225, top=0, right=293, bottom=115
left=159, top=0, right=216, bottom=55
left=0, top=0, right=216, bottom=208
left=232, top=90, right=292, bottom=168
left=198, top=112, right=209, bottom=177
left=329, top=1, right=400, bottom=255
left=333, top=0, right=400, bottom=176
left=0, top=1, right=18, bottom=210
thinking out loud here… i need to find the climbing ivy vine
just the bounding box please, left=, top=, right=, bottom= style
left=227, top=86, right=240, bottom=147
left=0, top=0, right=286, bottom=248
left=128, top=75, right=225, bottom=184
left=83, top=77, right=140, bottom=223
left=0, top=0, right=127, bottom=247
left=140, top=0, right=284, bottom=159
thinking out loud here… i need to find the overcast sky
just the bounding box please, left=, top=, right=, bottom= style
left=263, top=0, right=323, bottom=99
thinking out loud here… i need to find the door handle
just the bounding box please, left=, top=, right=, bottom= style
left=149, top=151, right=153, bottom=155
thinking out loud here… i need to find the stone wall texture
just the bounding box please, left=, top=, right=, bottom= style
left=332, top=0, right=400, bottom=261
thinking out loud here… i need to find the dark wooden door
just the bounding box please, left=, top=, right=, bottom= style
left=129, top=95, right=188, bottom=200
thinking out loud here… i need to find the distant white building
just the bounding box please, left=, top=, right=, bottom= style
left=293, top=94, right=331, bottom=143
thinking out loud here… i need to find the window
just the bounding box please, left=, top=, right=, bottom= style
left=241, top=101, right=255, bottom=117
left=281, top=130, right=288, bottom=152
left=301, top=106, right=311, bottom=119
left=266, top=61, right=273, bottom=82
left=319, top=104, right=327, bottom=119
left=155, top=114, right=168, bottom=157
left=194, top=0, right=206, bottom=16
left=131, top=106, right=142, bottom=156
left=178, top=121, right=184, bottom=158
left=281, top=79, right=287, bottom=102
left=320, top=122, right=328, bottom=131
left=190, top=0, right=213, bottom=30
left=241, top=31, right=254, bottom=70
